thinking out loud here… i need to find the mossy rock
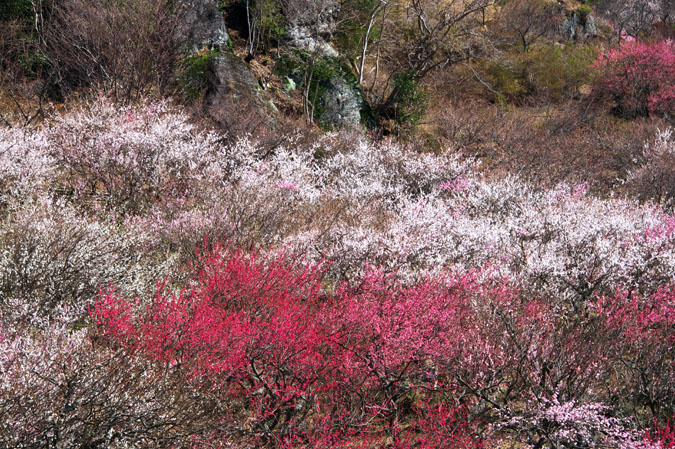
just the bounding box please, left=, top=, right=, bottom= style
left=275, top=51, right=371, bottom=128
left=177, top=49, right=223, bottom=99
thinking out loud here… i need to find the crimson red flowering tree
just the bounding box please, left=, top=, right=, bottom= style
left=646, top=416, right=675, bottom=449
left=91, top=243, right=673, bottom=448
left=596, top=286, right=675, bottom=423
left=91, top=246, right=489, bottom=447
left=592, top=40, right=675, bottom=117
left=93, top=244, right=336, bottom=445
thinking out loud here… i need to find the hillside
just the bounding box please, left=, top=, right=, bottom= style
left=0, top=0, right=674, bottom=448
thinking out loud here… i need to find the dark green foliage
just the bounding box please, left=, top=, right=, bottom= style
left=0, top=0, right=32, bottom=21
left=0, top=0, right=47, bottom=80
left=17, top=51, right=50, bottom=78
left=255, top=0, right=285, bottom=49
left=334, top=0, right=382, bottom=64
left=275, top=51, right=368, bottom=127
left=485, top=44, right=597, bottom=104
left=389, top=70, right=427, bottom=130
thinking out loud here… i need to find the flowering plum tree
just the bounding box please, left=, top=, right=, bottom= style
left=91, top=243, right=673, bottom=448
left=91, top=245, right=500, bottom=446
left=592, top=40, right=675, bottom=117
left=0, top=325, right=216, bottom=448
left=630, top=128, right=675, bottom=209
left=646, top=416, right=675, bottom=449
left=2, top=98, right=674, bottom=447
left=93, top=244, right=337, bottom=445
left=11, top=101, right=675, bottom=309
left=42, top=97, right=228, bottom=215
left=0, top=194, right=176, bottom=330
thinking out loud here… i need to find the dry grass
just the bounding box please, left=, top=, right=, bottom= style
left=429, top=99, right=666, bottom=195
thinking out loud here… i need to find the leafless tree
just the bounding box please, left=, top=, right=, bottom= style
left=498, top=0, right=558, bottom=52
left=594, top=0, right=673, bottom=41
left=394, top=0, right=496, bottom=79
left=0, top=14, right=51, bottom=127
left=42, top=0, right=187, bottom=102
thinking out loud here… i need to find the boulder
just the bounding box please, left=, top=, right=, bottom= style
left=179, top=0, right=230, bottom=52
left=320, top=76, right=365, bottom=129
left=178, top=0, right=276, bottom=127
left=284, top=0, right=340, bottom=57
left=562, top=8, right=598, bottom=41
left=205, top=51, right=260, bottom=105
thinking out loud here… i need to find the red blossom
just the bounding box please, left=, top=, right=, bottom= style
left=593, top=40, right=675, bottom=116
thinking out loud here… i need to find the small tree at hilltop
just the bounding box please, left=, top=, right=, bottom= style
left=497, top=0, right=558, bottom=53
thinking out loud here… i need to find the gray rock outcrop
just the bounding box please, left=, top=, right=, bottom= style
left=284, top=0, right=340, bottom=57
left=319, top=76, right=364, bottom=128
left=179, top=0, right=230, bottom=52
left=205, top=51, right=260, bottom=107
left=176, top=0, right=364, bottom=130
left=562, top=9, right=598, bottom=41
left=178, top=0, right=275, bottom=126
